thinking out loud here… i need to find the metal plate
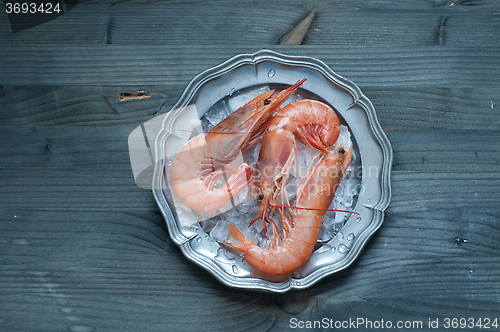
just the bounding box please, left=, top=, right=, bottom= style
left=152, top=50, right=392, bottom=292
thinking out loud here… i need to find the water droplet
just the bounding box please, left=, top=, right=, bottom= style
left=356, top=217, right=361, bottom=223
left=337, top=232, right=344, bottom=241
left=315, top=244, right=332, bottom=254
left=228, top=88, right=235, bottom=96
left=331, top=246, right=336, bottom=252
left=196, top=237, right=202, bottom=243
left=342, top=200, right=353, bottom=208
left=347, top=233, right=355, bottom=241
left=352, top=184, right=362, bottom=196
left=232, top=265, right=239, bottom=274
left=166, top=159, right=173, bottom=166
left=268, top=69, right=276, bottom=78
left=214, top=248, right=234, bottom=264
left=338, top=244, right=349, bottom=254
left=293, top=271, right=301, bottom=279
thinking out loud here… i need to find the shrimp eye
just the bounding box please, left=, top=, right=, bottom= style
left=339, top=148, right=345, bottom=154
left=258, top=195, right=264, bottom=201
left=263, top=99, right=271, bottom=105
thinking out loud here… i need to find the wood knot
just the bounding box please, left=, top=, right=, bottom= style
left=436, top=17, right=448, bottom=45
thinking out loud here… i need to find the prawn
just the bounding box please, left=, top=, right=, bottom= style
left=223, top=144, right=353, bottom=274
left=170, top=79, right=306, bottom=212
left=251, top=99, right=341, bottom=230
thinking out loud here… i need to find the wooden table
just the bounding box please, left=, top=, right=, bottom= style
left=1, top=1, right=499, bottom=331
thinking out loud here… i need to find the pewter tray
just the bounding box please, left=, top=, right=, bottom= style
left=152, top=50, right=392, bottom=292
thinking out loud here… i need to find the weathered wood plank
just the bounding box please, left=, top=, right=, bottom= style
left=1, top=0, right=499, bottom=330
left=1, top=127, right=498, bottom=266
left=1, top=192, right=499, bottom=322
left=1, top=45, right=499, bottom=89
left=365, top=86, right=499, bottom=131
left=305, top=6, right=500, bottom=47
left=0, top=125, right=499, bottom=211
left=2, top=1, right=499, bottom=47
left=97, top=0, right=500, bottom=6
left=1, top=55, right=498, bottom=332
left=0, top=85, right=177, bottom=127
left=1, top=85, right=498, bottom=130
left=1, top=205, right=498, bottom=331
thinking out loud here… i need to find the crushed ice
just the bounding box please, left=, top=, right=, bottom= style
left=204, top=99, right=230, bottom=128
left=198, top=93, right=360, bottom=251
left=227, top=86, right=271, bottom=112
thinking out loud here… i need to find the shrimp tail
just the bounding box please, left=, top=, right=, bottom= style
left=220, top=142, right=354, bottom=275
left=221, top=224, right=254, bottom=252
left=228, top=223, right=246, bottom=243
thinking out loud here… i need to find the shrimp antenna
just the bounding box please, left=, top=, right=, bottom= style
left=271, top=203, right=359, bottom=215
left=238, top=79, right=307, bottom=129
left=177, top=129, right=241, bottom=135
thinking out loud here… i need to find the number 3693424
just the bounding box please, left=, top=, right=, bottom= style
left=5, top=2, right=61, bottom=14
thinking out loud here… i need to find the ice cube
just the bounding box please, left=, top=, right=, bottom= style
left=334, top=181, right=354, bottom=208
left=331, top=208, right=348, bottom=233
left=342, top=179, right=359, bottom=196
left=251, top=218, right=264, bottom=234
left=204, top=99, right=230, bottom=126
left=222, top=207, right=241, bottom=224
left=337, top=125, right=352, bottom=149
left=295, top=142, right=320, bottom=178
left=210, top=219, right=230, bottom=242
left=342, top=197, right=354, bottom=208
left=284, top=180, right=298, bottom=201
left=280, top=92, right=303, bottom=108
left=258, top=237, right=270, bottom=249
left=236, top=198, right=259, bottom=215
left=333, top=211, right=346, bottom=224
left=322, top=215, right=333, bottom=229
left=318, top=215, right=335, bottom=242
left=232, top=218, right=260, bottom=243
left=201, top=218, right=218, bottom=233
left=227, top=86, right=270, bottom=112
left=344, top=166, right=353, bottom=179
left=318, top=223, right=334, bottom=242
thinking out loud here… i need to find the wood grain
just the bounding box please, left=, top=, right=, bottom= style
left=1, top=45, right=500, bottom=88
left=1, top=123, right=498, bottom=330
left=1, top=1, right=499, bottom=47
left=1, top=84, right=498, bottom=131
